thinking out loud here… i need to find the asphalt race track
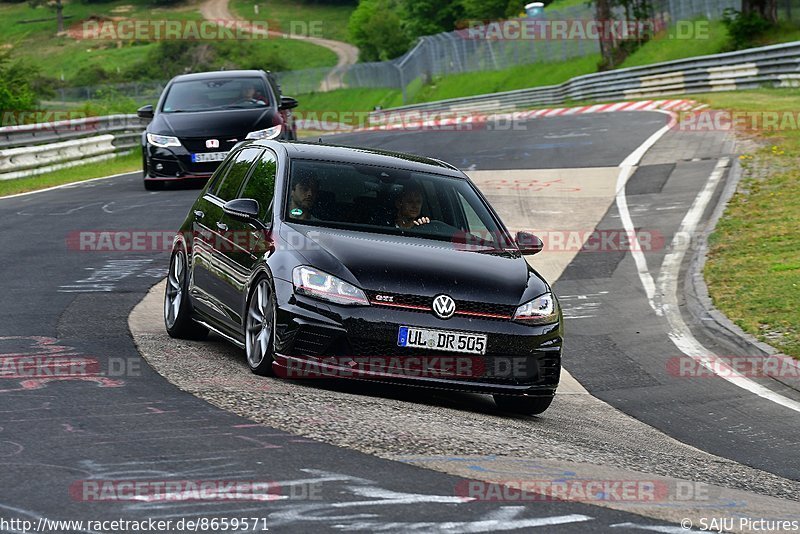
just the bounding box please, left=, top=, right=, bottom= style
left=0, top=111, right=798, bottom=532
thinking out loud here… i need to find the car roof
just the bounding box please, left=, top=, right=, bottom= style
left=255, top=141, right=464, bottom=177
left=170, top=70, right=268, bottom=83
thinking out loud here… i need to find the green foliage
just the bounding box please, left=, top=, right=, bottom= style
left=348, top=0, right=411, bottom=60
left=721, top=8, right=772, bottom=50
left=0, top=53, right=39, bottom=111
left=399, top=0, right=463, bottom=39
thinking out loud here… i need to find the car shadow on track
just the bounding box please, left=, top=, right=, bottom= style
left=190, top=331, right=542, bottom=420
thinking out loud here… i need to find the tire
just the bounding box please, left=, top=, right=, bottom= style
left=245, top=277, right=277, bottom=376
left=493, top=394, right=554, bottom=415
left=164, top=249, right=208, bottom=340
left=144, top=180, right=163, bottom=191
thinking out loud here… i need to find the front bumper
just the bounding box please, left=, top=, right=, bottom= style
left=271, top=279, right=562, bottom=395
left=144, top=142, right=229, bottom=180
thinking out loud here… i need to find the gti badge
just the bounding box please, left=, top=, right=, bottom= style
left=375, top=294, right=394, bottom=302
left=432, top=294, right=456, bottom=319
left=206, top=139, right=220, bottom=149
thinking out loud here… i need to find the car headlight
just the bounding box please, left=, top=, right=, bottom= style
left=246, top=125, right=282, bottom=140
left=146, top=133, right=181, bottom=148
left=292, top=266, right=369, bottom=306
left=513, top=292, right=559, bottom=324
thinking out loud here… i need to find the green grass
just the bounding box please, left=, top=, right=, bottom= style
left=620, top=20, right=730, bottom=68
left=697, top=89, right=800, bottom=359
left=295, top=87, right=403, bottom=117
left=410, top=55, right=601, bottom=103
left=0, top=149, right=141, bottom=197
left=230, top=0, right=354, bottom=42
left=0, top=0, right=338, bottom=85
left=544, top=0, right=592, bottom=11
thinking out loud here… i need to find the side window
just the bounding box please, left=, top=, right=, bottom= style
left=239, top=151, right=277, bottom=220
left=206, top=157, right=234, bottom=195
left=213, top=148, right=263, bottom=201
left=456, top=190, right=496, bottom=244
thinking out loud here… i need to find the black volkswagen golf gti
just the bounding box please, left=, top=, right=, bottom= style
left=165, top=140, right=562, bottom=414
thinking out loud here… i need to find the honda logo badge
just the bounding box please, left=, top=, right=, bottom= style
left=206, top=139, right=219, bottom=149
left=432, top=294, right=456, bottom=319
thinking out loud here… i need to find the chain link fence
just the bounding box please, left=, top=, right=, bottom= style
left=51, top=0, right=747, bottom=105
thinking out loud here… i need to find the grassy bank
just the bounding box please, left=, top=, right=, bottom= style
left=0, top=0, right=337, bottom=86
left=696, top=89, right=800, bottom=359
left=0, top=149, right=141, bottom=197
left=230, top=0, right=354, bottom=42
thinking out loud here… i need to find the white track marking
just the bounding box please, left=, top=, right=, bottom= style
left=614, top=119, right=673, bottom=310
left=0, top=171, right=135, bottom=201
left=610, top=523, right=694, bottom=533
left=616, top=116, right=800, bottom=413
left=654, top=158, right=800, bottom=413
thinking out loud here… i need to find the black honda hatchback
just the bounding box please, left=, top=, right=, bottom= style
left=165, top=140, right=562, bottom=414
left=138, top=70, right=298, bottom=190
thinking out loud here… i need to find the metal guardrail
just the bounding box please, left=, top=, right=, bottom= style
left=369, top=40, right=800, bottom=121
left=0, top=115, right=142, bottom=181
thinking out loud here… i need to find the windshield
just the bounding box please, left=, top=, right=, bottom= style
left=162, top=77, right=271, bottom=113
left=283, top=159, right=513, bottom=250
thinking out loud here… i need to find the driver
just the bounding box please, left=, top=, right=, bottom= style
left=394, top=183, right=430, bottom=228
left=238, top=82, right=268, bottom=105
left=288, top=173, right=319, bottom=221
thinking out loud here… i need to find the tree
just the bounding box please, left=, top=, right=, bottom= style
left=594, top=0, right=615, bottom=69
left=742, top=0, right=777, bottom=23
left=0, top=52, right=38, bottom=111
left=349, top=0, right=411, bottom=61
left=27, top=0, right=64, bottom=34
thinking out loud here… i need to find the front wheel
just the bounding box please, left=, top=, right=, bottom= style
left=493, top=394, right=554, bottom=415
left=164, top=249, right=208, bottom=340
left=245, top=278, right=276, bottom=376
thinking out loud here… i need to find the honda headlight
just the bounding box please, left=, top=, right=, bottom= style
left=513, top=292, right=559, bottom=324
left=292, top=266, right=369, bottom=306
left=146, top=133, right=181, bottom=148
left=246, top=125, right=282, bottom=140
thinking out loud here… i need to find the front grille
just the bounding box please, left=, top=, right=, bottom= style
left=179, top=137, right=242, bottom=153
left=366, top=291, right=515, bottom=320
left=347, top=338, right=559, bottom=386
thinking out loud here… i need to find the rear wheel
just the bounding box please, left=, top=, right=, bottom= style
left=164, top=249, right=207, bottom=340
left=246, top=278, right=276, bottom=376
left=493, top=394, right=554, bottom=415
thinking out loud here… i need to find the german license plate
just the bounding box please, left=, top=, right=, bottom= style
left=191, top=152, right=228, bottom=163
left=397, top=326, right=487, bottom=355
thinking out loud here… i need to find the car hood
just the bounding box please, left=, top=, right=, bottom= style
left=150, top=108, right=278, bottom=138
left=283, top=225, right=547, bottom=305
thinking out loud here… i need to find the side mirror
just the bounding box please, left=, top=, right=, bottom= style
left=279, top=96, right=299, bottom=110
left=516, top=231, right=543, bottom=255
left=223, top=198, right=260, bottom=220
left=137, top=105, right=154, bottom=119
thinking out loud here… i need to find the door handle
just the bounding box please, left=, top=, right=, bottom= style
left=194, top=210, right=204, bottom=219
left=216, top=222, right=228, bottom=231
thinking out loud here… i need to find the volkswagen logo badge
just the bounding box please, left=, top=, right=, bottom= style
left=432, top=294, right=456, bottom=319
left=206, top=139, right=220, bottom=149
